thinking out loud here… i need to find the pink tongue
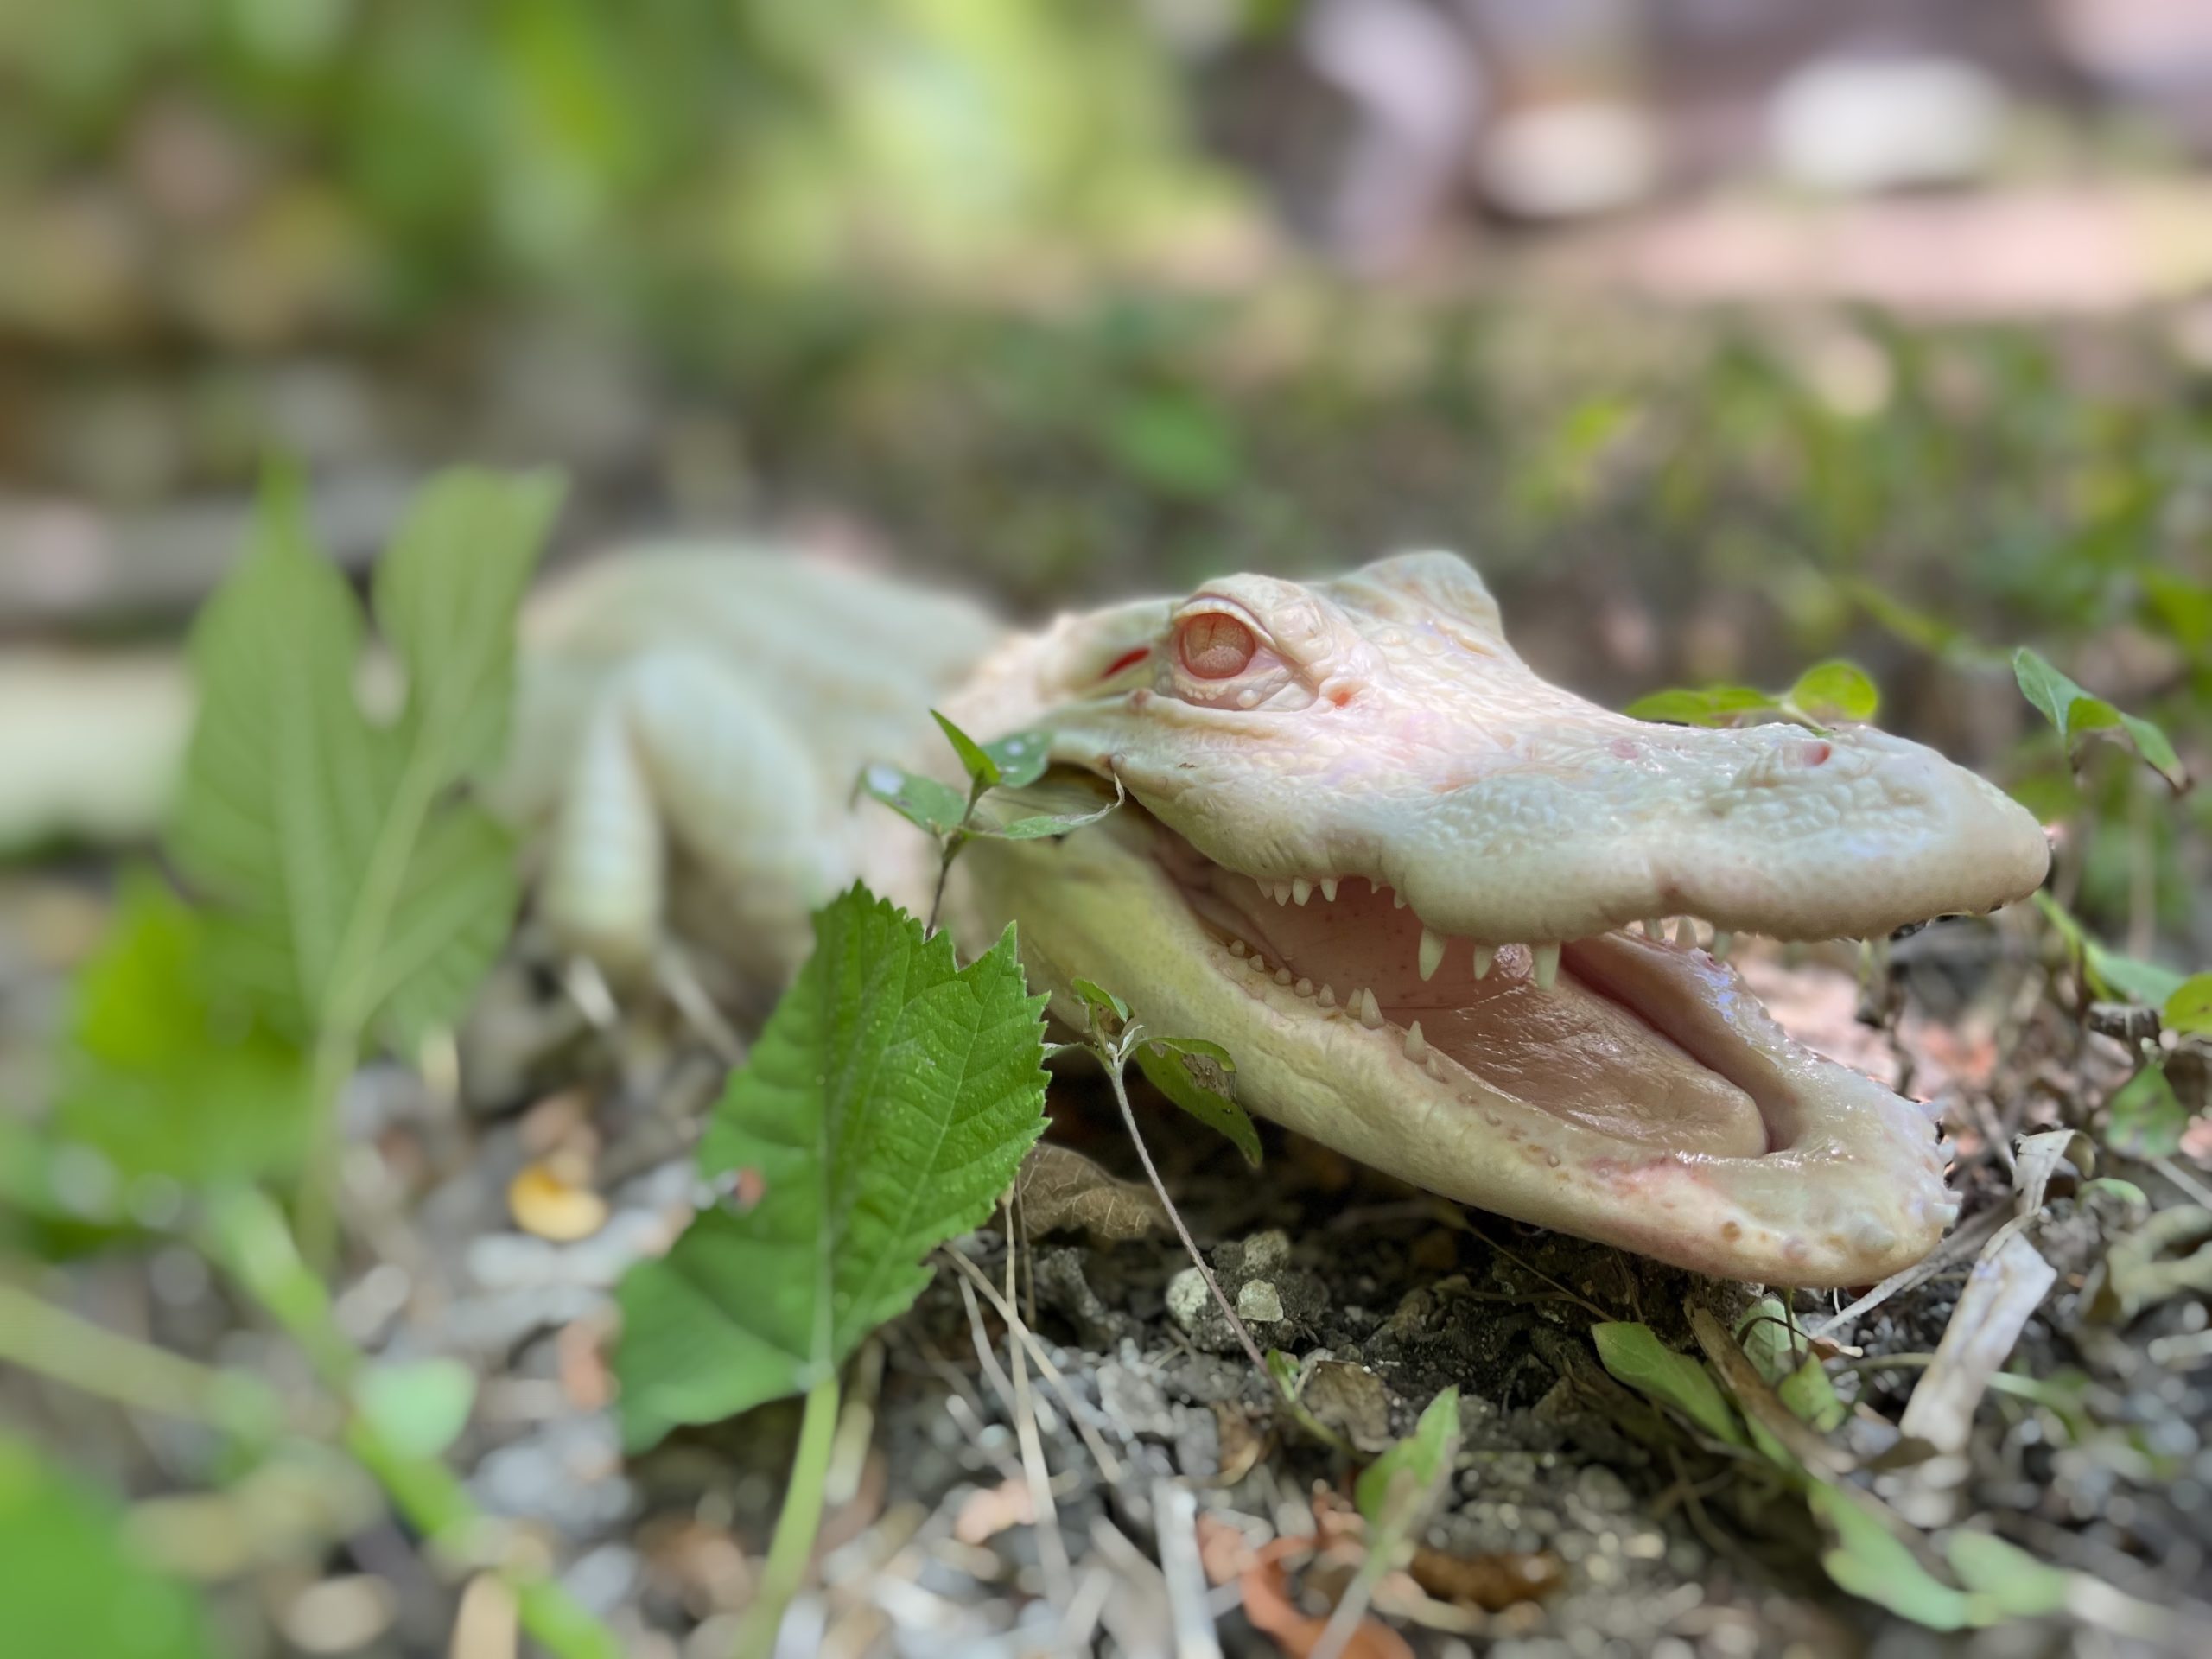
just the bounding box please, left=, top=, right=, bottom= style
left=1207, top=874, right=1766, bottom=1158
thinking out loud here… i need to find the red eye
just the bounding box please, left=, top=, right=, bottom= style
left=1179, top=613, right=1255, bottom=679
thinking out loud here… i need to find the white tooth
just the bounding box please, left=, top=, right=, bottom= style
left=1274, top=968, right=1292, bottom=985
left=1643, top=918, right=1663, bottom=939
left=1533, top=943, right=1560, bottom=989
left=1247, top=953, right=1267, bottom=974
left=1393, top=890, right=1408, bottom=909
left=1711, top=931, right=1734, bottom=960
left=1320, top=878, right=1338, bottom=903
left=1293, top=878, right=1312, bottom=906
left=1404, top=1020, right=1427, bottom=1062
left=1295, top=976, right=1313, bottom=997
left=1674, top=917, right=1697, bottom=947
left=1229, top=939, right=1248, bottom=957
left=1418, top=926, right=1446, bottom=982
left=1318, top=985, right=1337, bottom=1008
left=1471, top=944, right=1496, bottom=979
left=1358, top=988, right=1385, bottom=1030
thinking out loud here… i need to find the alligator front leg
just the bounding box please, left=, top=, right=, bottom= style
left=540, top=650, right=847, bottom=985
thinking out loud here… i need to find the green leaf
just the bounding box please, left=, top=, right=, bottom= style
left=0, top=1431, right=218, bottom=1659
left=1136, top=1037, right=1262, bottom=1166
left=1735, top=1299, right=1846, bottom=1433
left=2165, top=974, right=2212, bottom=1039
left=1591, top=1322, right=1746, bottom=1447
left=1071, top=979, right=1131, bottom=1027
left=931, top=709, right=1002, bottom=791
left=858, top=764, right=971, bottom=838
left=980, top=728, right=1052, bottom=790
left=2033, top=894, right=2186, bottom=1007
left=613, top=887, right=1048, bottom=1448
left=1944, top=1531, right=2072, bottom=1618
left=1807, top=1482, right=1973, bottom=1631
left=2105, top=1061, right=2188, bottom=1160
left=1788, top=660, right=1879, bottom=722
left=354, top=1358, right=478, bottom=1460
left=1353, top=1387, right=1460, bottom=1569
left=54, top=874, right=314, bottom=1190
left=968, top=772, right=1123, bottom=840
left=1623, top=684, right=1777, bottom=728
left=2012, top=646, right=2187, bottom=791
left=169, top=467, right=556, bottom=1052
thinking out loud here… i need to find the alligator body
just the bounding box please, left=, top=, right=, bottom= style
left=5, top=547, right=2051, bottom=1286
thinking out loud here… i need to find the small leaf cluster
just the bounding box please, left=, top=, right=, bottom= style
left=2013, top=647, right=2187, bottom=791
left=861, top=711, right=1120, bottom=854
left=1071, top=979, right=1262, bottom=1166
left=1594, top=1308, right=2076, bottom=1634
left=1624, top=658, right=1879, bottom=730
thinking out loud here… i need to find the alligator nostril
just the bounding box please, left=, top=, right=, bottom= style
left=1802, top=741, right=1832, bottom=767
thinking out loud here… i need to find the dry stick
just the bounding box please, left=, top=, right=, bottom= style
left=940, top=1249, right=1127, bottom=1484
left=955, top=1274, right=1072, bottom=1599
left=1098, top=1041, right=1272, bottom=1380
left=1001, top=1199, right=1075, bottom=1610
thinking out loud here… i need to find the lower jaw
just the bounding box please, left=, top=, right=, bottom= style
left=959, top=828, right=1959, bottom=1287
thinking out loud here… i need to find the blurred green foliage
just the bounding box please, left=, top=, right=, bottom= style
left=0, top=0, right=1241, bottom=341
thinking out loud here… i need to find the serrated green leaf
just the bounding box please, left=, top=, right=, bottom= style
left=54, top=874, right=314, bottom=1190
left=0, top=1431, right=219, bottom=1659
left=1943, top=1531, right=2071, bottom=1618
left=1136, top=1036, right=1261, bottom=1166
left=2105, top=1061, right=2188, bottom=1160
left=1623, top=684, right=1777, bottom=728
left=2165, top=974, right=2212, bottom=1039
left=1353, top=1387, right=1460, bottom=1569
left=354, top=1358, right=478, bottom=1461
left=2012, top=646, right=2187, bottom=791
left=1592, top=1322, right=1746, bottom=1447
left=169, top=467, right=550, bottom=1052
left=1789, top=659, right=1879, bottom=722
left=613, top=887, right=1048, bottom=1448
left=1808, top=1481, right=1973, bottom=1631
left=931, top=709, right=1001, bottom=791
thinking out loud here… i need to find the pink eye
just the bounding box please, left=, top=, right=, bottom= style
left=1179, top=614, right=1255, bottom=679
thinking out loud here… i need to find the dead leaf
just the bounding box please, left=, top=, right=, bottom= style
left=1212, top=1402, right=1268, bottom=1487
left=1014, top=1141, right=1167, bottom=1241
left=1302, top=1361, right=1395, bottom=1453
left=507, top=1152, right=608, bottom=1242
left=1408, top=1546, right=1564, bottom=1611
left=1239, top=1537, right=1414, bottom=1659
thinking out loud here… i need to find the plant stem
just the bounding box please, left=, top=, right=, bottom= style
left=0, top=1280, right=283, bottom=1432
left=200, top=1187, right=623, bottom=1659
left=734, top=1367, right=842, bottom=1659
left=1098, top=1046, right=1271, bottom=1380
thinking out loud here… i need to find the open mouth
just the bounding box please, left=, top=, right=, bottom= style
left=1150, top=810, right=1925, bottom=1166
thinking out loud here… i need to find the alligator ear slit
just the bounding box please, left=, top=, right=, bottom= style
left=1099, top=646, right=1151, bottom=680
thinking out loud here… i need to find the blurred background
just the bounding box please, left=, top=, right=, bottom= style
left=5, top=8, right=2212, bottom=1656
left=4, top=0, right=2210, bottom=952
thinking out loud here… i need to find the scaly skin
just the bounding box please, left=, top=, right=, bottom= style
left=939, top=552, right=2049, bottom=1285
left=3, top=547, right=2050, bottom=1284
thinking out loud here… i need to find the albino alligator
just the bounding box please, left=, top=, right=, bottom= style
left=3, top=548, right=2051, bottom=1286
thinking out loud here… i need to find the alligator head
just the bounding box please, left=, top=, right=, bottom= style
left=948, top=552, right=2050, bottom=1286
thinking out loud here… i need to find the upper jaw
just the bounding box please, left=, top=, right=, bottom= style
left=1050, top=715, right=2051, bottom=950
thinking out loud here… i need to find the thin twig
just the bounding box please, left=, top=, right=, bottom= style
left=1099, top=1042, right=1271, bottom=1380
left=940, top=1249, right=1126, bottom=1483
left=1001, top=1198, right=1074, bottom=1607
